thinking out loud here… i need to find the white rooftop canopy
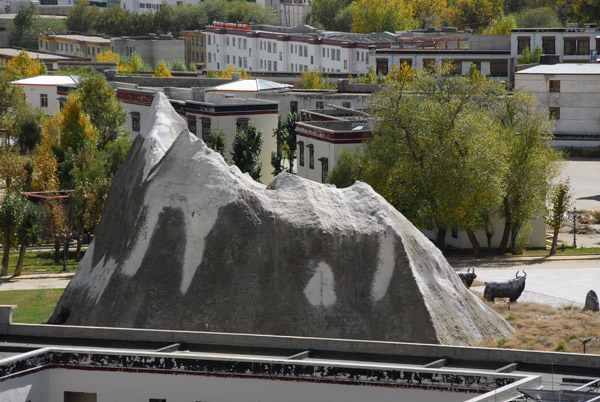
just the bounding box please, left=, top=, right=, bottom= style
left=12, top=75, right=80, bottom=86
left=207, top=79, right=292, bottom=92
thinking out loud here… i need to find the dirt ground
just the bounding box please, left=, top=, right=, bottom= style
left=556, top=210, right=600, bottom=248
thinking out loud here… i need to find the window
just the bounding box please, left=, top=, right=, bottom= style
left=226, top=55, right=230, bottom=64
left=208, top=35, right=211, bottom=45
left=249, top=48, right=252, bottom=57
left=311, top=55, right=314, bottom=64
left=244, top=38, right=247, bottom=49
left=549, top=80, right=560, bottom=93
left=357, top=51, right=360, bottom=61
left=268, top=60, right=272, bottom=70
left=542, top=37, right=555, bottom=54
left=131, top=112, right=141, bottom=132
left=423, top=59, right=436, bottom=72
left=201, top=119, right=211, bottom=142
left=451, top=227, right=458, bottom=239
left=236, top=118, right=249, bottom=131
left=232, top=37, right=235, bottom=47
left=227, top=37, right=229, bottom=46
left=342, top=102, right=351, bottom=108
left=517, top=36, right=530, bottom=54
left=344, top=60, right=347, bottom=69
left=490, top=60, right=508, bottom=77
left=188, top=117, right=197, bottom=135
left=273, top=43, right=277, bottom=53
left=268, top=42, right=272, bottom=53
left=323, top=48, right=326, bottom=57
left=290, top=101, right=298, bottom=114
left=549, top=107, right=560, bottom=120
left=316, top=101, right=324, bottom=109
left=238, top=38, right=241, bottom=49
left=319, top=157, right=328, bottom=182
left=64, top=391, right=97, bottom=402
left=40, top=94, right=48, bottom=108
left=564, top=37, right=589, bottom=55
left=274, top=61, right=277, bottom=71
left=298, top=141, right=304, bottom=166
left=308, top=145, right=314, bottom=169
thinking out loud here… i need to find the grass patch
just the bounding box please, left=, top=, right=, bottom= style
left=480, top=296, right=600, bottom=354
left=0, top=289, right=64, bottom=324
left=3, top=250, right=83, bottom=275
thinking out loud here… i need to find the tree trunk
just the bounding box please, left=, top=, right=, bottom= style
left=1, top=244, right=9, bottom=276
left=14, top=244, right=26, bottom=276
left=54, top=239, right=61, bottom=263
left=76, top=236, right=82, bottom=262
left=467, top=230, right=483, bottom=259
left=485, top=229, right=493, bottom=251
left=498, top=199, right=511, bottom=254
left=549, top=227, right=560, bottom=256
left=435, top=228, right=447, bottom=252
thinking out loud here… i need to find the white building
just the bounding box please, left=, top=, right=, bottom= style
left=115, top=85, right=280, bottom=183
left=515, top=63, right=600, bottom=147
left=11, top=75, right=80, bottom=116
left=205, top=22, right=395, bottom=73
left=511, top=26, right=600, bottom=62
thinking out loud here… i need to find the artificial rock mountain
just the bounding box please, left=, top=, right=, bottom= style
left=50, top=93, right=513, bottom=345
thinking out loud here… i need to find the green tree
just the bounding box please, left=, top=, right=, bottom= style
left=451, top=0, right=504, bottom=31
left=7, top=5, right=37, bottom=49
left=517, top=46, right=542, bottom=65
left=310, top=0, right=353, bottom=30
left=483, top=14, right=517, bottom=34
left=325, top=149, right=362, bottom=188
left=546, top=180, right=571, bottom=256
left=171, top=58, right=187, bottom=72
left=514, top=7, right=561, bottom=28
left=350, top=0, right=418, bottom=33
left=66, top=1, right=102, bottom=33
left=225, top=0, right=277, bottom=25
left=16, top=109, right=45, bottom=154
left=75, top=73, right=128, bottom=148
left=297, top=70, right=336, bottom=89
left=271, top=113, right=305, bottom=175
left=231, top=123, right=263, bottom=182
left=205, top=128, right=227, bottom=158
left=14, top=199, right=41, bottom=276
left=364, top=65, right=507, bottom=256
left=0, top=191, right=27, bottom=276
left=492, top=91, right=561, bottom=254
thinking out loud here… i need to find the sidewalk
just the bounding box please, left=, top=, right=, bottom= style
left=0, top=272, right=74, bottom=291
left=447, top=253, right=600, bottom=269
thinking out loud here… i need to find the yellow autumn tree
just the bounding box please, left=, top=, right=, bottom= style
left=153, top=60, right=172, bottom=78
left=96, top=50, right=120, bottom=65
left=2, top=50, right=47, bottom=81
left=350, top=0, right=418, bottom=33
left=55, top=91, right=98, bottom=151
left=31, top=116, right=61, bottom=192
left=217, top=65, right=239, bottom=79
left=240, top=68, right=252, bottom=79
left=451, top=0, right=504, bottom=31
left=482, top=14, right=517, bottom=35
left=412, top=0, right=448, bottom=28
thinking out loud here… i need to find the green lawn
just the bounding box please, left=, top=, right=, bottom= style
left=4, top=250, right=82, bottom=275
left=0, top=289, right=64, bottom=324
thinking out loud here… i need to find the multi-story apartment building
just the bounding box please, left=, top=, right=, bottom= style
left=515, top=63, right=600, bottom=147
left=205, top=23, right=396, bottom=73
left=511, top=25, right=600, bottom=62
left=182, top=30, right=206, bottom=69
left=36, top=33, right=110, bottom=61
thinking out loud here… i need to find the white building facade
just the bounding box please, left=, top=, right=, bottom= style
left=511, top=26, right=600, bottom=62
left=205, top=23, right=391, bottom=73
left=11, top=75, right=79, bottom=116
left=515, top=63, right=600, bottom=146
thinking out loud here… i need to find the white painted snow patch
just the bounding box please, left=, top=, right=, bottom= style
left=304, top=262, right=337, bottom=307
left=371, top=228, right=396, bottom=302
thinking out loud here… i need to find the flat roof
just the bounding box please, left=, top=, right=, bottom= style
left=38, top=34, right=110, bottom=44
left=0, top=48, right=75, bottom=60
left=516, top=63, right=600, bottom=75
left=12, top=75, right=80, bottom=86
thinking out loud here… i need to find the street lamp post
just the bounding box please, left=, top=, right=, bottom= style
left=572, top=208, right=577, bottom=249
left=62, top=228, right=70, bottom=272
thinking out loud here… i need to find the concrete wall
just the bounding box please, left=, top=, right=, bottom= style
left=43, top=368, right=468, bottom=402
left=17, top=84, right=60, bottom=116
left=0, top=370, right=49, bottom=402
left=515, top=72, right=600, bottom=136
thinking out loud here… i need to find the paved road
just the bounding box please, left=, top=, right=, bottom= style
left=451, top=256, right=600, bottom=307
left=558, top=158, right=600, bottom=211
left=0, top=273, right=74, bottom=291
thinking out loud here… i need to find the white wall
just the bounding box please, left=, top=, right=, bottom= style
left=0, top=370, right=50, bottom=402
left=39, top=368, right=470, bottom=402
left=515, top=72, right=600, bottom=135
left=510, top=30, right=599, bottom=61
left=19, top=84, right=60, bottom=116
